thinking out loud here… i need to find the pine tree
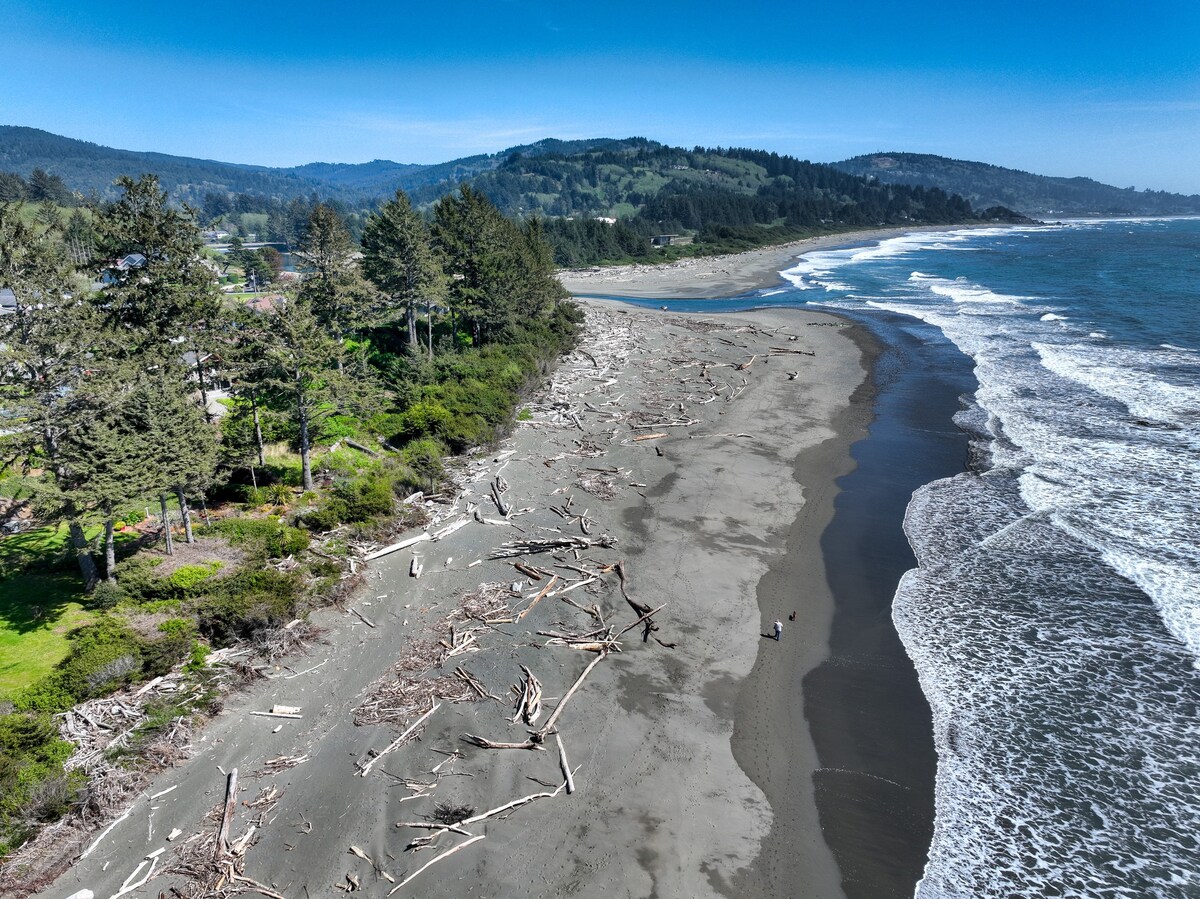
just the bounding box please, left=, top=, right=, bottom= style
left=361, top=190, right=447, bottom=357
left=296, top=204, right=372, bottom=346
left=93, top=175, right=220, bottom=352
left=0, top=203, right=105, bottom=586
left=432, top=186, right=566, bottom=344
left=250, top=295, right=346, bottom=491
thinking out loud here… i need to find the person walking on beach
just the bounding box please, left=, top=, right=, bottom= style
left=773, top=620, right=783, bottom=641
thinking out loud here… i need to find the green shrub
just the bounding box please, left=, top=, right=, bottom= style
left=196, top=569, right=302, bottom=645
left=317, top=414, right=363, bottom=442
left=367, top=412, right=406, bottom=439
left=166, top=562, right=222, bottom=591
left=334, top=475, right=394, bottom=522
left=241, top=485, right=266, bottom=505
left=89, top=580, right=125, bottom=610
left=0, top=711, right=79, bottom=851
left=113, top=556, right=168, bottom=605
left=304, top=498, right=348, bottom=532
left=184, top=640, right=209, bottom=672
left=12, top=619, right=146, bottom=711
left=397, top=399, right=452, bottom=441
left=54, top=619, right=144, bottom=700
left=205, top=518, right=308, bottom=559
left=402, top=438, right=446, bottom=491
left=267, top=483, right=293, bottom=506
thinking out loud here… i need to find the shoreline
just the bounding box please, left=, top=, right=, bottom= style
left=558, top=225, right=984, bottom=299
left=30, top=302, right=869, bottom=899
left=24, top=230, right=966, bottom=899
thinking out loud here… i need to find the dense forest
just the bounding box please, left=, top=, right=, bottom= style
left=833, top=152, right=1200, bottom=217
left=0, top=179, right=577, bottom=858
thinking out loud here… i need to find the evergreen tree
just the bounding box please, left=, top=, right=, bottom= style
left=361, top=190, right=447, bottom=357
left=93, top=175, right=220, bottom=350
left=296, top=204, right=371, bottom=345
left=432, top=186, right=566, bottom=344
left=0, top=203, right=105, bottom=586
left=250, top=295, right=346, bottom=491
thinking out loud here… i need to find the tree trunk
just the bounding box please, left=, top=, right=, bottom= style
left=199, top=495, right=211, bottom=526
left=407, top=300, right=418, bottom=350
left=250, top=393, right=266, bottom=467
left=176, top=485, right=195, bottom=544
left=427, top=299, right=434, bottom=360
left=159, top=493, right=175, bottom=556
left=103, top=513, right=116, bottom=583
left=249, top=464, right=258, bottom=489
left=194, top=342, right=211, bottom=423
left=298, top=395, right=314, bottom=491
left=68, top=518, right=99, bottom=590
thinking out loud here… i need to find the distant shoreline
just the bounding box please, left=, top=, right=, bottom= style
left=558, top=225, right=996, bottom=300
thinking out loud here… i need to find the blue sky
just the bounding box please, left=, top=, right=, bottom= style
left=5, top=1, right=1200, bottom=192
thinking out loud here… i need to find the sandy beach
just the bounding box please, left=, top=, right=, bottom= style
left=558, top=227, right=957, bottom=299
left=24, top=235, right=955, bottom=899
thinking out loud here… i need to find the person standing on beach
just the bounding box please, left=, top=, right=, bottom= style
left=773, top=620, right=783, bottom=641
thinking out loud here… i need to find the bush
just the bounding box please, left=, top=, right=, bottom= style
left=113, top=556, right=168, bottom=604
left=166, top=562, right=222, bottom=590
left=304, top=498, right=348, bottom=532
left=403, top=438, right=446, bottom=491
left=55, top=620, right=144, bottom=700
left=205, top=518, right=308, bottom=559
left=196, top=569, right=302, bottom=645
left=334, top=475, right=394, bottom=522
left=89, top=580, right=125, bottom=610
left=396, top=399, right=452, bottom=442
left=0, top=711, right=79, bottom=852
left=317, top=414, right=363, bottom=443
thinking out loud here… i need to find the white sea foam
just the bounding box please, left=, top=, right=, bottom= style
left=1032, top=341, right=1200, bottom=426
left=828, top=223, right=1200, bottom=897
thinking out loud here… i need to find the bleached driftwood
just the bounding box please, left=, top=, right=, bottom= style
left=357, top=702, right=441, bottom=777
left=365, top=533, right=431, bottom=562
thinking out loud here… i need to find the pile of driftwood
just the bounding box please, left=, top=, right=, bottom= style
left=353, top=673, right=475, bottom=728
left=166, top=769, right=286, bottom=899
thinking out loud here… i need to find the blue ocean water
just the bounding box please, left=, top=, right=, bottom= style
left=601, top=219, right=1200, bottom=896
left=786, top=220, right=1200, bottom=898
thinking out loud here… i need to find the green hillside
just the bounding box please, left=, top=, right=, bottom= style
left=438, top=143, right=1028, bottom=265
left=832, top=153, right=1200, bottom=217
left=0, top=126, right=1033, bottom=265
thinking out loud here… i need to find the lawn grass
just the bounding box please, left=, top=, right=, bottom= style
left=0, top=570, right=93, bottom=698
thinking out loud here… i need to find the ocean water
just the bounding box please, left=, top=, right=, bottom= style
left=595, top=218, right=1200, bottom=896
left=785, top=219, right=1200, bottom=898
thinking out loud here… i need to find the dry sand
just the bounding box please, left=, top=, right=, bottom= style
left=559, top=227, right=949, bottom=299
left=29, top=243, right=896, bottom=899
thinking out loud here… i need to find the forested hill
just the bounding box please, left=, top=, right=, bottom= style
left=832, top=153, right=1200, bottom=217
left=440, top=142, right=1028, bottom=265
left=0, top=126, right=1029, bottom=265
left=0, top=126, right=333, bottom=203
left=0, top=126, right=635, bottom=205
